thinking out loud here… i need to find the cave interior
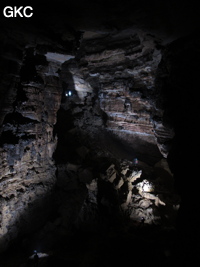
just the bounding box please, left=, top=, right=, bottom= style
left=0, top=1, right=200, bottom=266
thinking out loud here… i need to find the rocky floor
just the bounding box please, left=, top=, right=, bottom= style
left=1, top=224, right=181, bottom=267
left=0, top=147, right=182, bottom=267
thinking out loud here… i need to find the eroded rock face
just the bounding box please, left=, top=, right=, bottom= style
left=1, top=3, right=200, bottom=265
left=0, top=24, right=179, bottom=252
left=60, top=29, right=174, bottom=163
left=0, top=35, right=64, bottom=251
left=100, top=159, right=179, bottom=226
left=37, top=156, right=180, bottom=246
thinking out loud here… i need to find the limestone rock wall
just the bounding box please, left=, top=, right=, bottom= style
left=100, top=159, right=180, bottom=226
left=50, top=29, right=179, bottom=235
left=61, top=30, right=174, bottom=163
left=38, top=156, right=180, bottom=245
left=0, top=25, right=179, bottom=252
left=0, top=31, right=64, bottom=251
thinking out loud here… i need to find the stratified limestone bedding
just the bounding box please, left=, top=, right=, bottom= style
left=0, top=41, right=63, bottom=251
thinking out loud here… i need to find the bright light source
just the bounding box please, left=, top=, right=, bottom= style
left=143, top=183, right=152, bottom=192
left=65, top=91, right=72, bottom=97
left=136, top=179, right=154, bottom=193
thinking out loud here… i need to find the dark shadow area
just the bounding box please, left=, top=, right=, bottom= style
left=0, top=221, right=180, bottom=267
left=0, top=130, right=19, bottom=146
left=53, top=107, right=78, bottom=163
left=20, top=47, right=46, bottom=84
left=53, top=70, right=78, bottom=164
left=0, top=187, right=57, bottom=255
left=155, top=33, right=200, bottom=263
left=3, top=112, right=38, bottom=125
left=85, top=127, right=162, bottom=166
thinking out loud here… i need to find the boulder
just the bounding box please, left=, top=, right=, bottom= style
left=127, top=170, right=142, bottom=183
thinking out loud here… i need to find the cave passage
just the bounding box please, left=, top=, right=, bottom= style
left=1, top=1, right=200, bottom=266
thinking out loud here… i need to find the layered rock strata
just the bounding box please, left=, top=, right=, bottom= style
left=98, top=158, right=179, bottom=226
left=0, top=39, right=64, bottom=251
left=0, top=26, right=178, bottom=252
left=61, top=30, right=174, bottom=163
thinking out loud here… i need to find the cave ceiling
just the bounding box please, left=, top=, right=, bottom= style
left=1, top=0, right=200, bottom=42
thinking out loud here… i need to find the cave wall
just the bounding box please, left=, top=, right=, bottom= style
left=0, top=24, right=180, bottom=252
left=0, top=3, right=199, bottom=254
left=0, top=26, right=70, bottom=251
left=48, top=29, right=180, bottom=238
left=155, top=34, right=200, bottom=236
left=59, top=29, right=174, bottom=163
left=0, top=26, right=178, bottom=252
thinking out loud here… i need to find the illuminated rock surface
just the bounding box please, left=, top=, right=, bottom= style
left=0, top=42, right=63, bottom=250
